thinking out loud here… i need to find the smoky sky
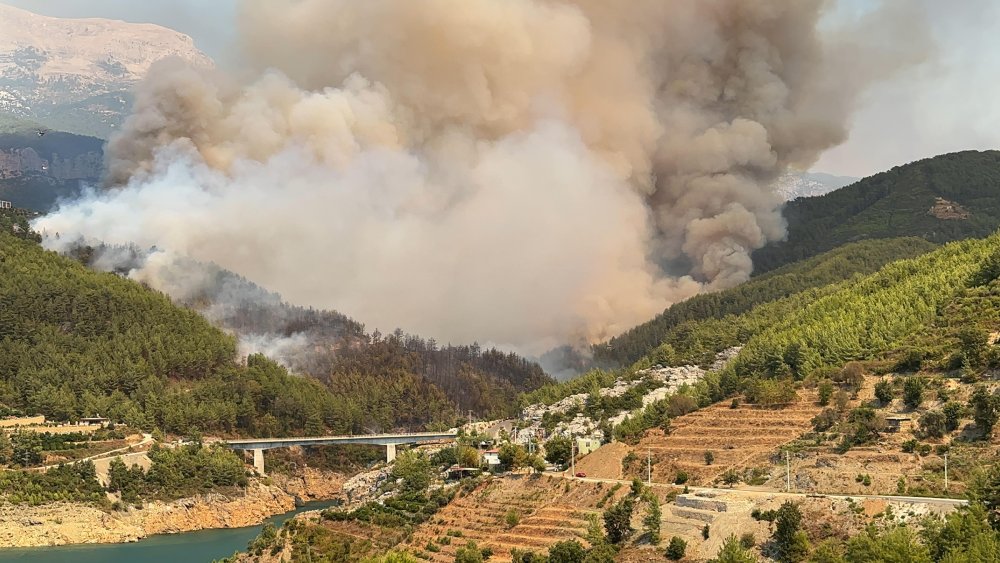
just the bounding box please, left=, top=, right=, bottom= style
left=4, top=0, right=996, bottom=179
left=34, top=0, right=930, bottom=355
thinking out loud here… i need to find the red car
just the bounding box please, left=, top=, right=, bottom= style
left=575, top=472, right=587, bottom=478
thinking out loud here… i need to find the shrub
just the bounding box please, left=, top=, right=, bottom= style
left=943, top=402, right=964, bottom=432
left=902, top=439, right=918, bottom=453
left=839, top=362, right=865, bottom=390
left=622, top=451, right=638, bottom=473
left=455, top=541, right=483, bottom=563
left=874, top=379, right=894, bottom=405
left=674, top=471, right=688, bottom=485
left=897, top=477, right=907, bottom=494
left=715, top=535, right=758, bottom=563
left=702, top=524, right=710, bottom=540
left=547, top=540, right=585, bottom=563
left=731, top=398, right=741, bottom=409
left=919, top=410, right=947, bottom=439
left=818, top=381, right=833, bottom=406
left=834, top=390, right=851, bottom=412
left=505, top=508, right=520, bottom=529
left=665, top=536, right=687, bottom=560
left=812, top=408, right=839, bottom=432
left=739, top=532, right=756, bottom=549
left=970, top=385, right=1000, bottom=439
left=704, top=451, right=714, bottom=466
left=903, top=378, right=924, bottom=410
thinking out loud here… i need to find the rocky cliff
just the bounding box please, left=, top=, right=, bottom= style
left=0, top=469, right=346, bottom=548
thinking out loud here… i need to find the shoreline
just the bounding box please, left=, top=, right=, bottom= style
left=0, top=468, right=345, bottom=549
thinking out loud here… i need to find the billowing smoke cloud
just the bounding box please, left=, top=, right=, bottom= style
left=35, top=0, right=930, bottom=354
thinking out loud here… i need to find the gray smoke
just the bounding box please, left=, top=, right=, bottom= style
left=35, top=0, right=931, bottom=354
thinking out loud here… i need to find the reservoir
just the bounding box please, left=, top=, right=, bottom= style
left=0, top=500, right=339, bottom=563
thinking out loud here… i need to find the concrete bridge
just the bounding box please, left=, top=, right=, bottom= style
left=223, top=431, right=457, bottom=474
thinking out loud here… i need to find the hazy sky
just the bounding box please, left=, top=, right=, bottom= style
left=3, top=0, right=998, bottom=179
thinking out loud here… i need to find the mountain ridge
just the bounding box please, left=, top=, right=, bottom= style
left=0, top=3, right=211, bottom=138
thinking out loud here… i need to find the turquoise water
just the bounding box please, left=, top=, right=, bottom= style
left=0, top=500, right=340, bottom=563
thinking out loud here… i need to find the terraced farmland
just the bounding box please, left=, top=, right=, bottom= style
left=640, top=391, right=823, bottom=484
left=405, top=476, right=619, bottom=561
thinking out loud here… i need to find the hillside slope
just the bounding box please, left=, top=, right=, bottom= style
left=2, top=225, right=511, bottom=435
left=753, top=150, right=1000, bottom=274
left=0, top=125, right=103, bottom=211
left=594, top=237, right=938, bottom=367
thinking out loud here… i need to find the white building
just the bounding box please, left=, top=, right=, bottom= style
left=482, top=449, right=501, bottom=467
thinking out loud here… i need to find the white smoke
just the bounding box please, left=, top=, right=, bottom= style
left=35, top=0, right=931, bottom=355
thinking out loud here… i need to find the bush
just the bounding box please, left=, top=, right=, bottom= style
left=919, top=410, right=947, bottom=439
left=818, top=381, right=833, bottom=406
left=970, top=385, right=1000, bottom=439
left=812, top=408, right=839, bottom=432
left=902, top=439, right=918, bottom=453
left=730, top=398, right=741, bottom=409
left=874, top=379, right=894, bottom=405
left=454, top=541, right=483, bottom=563
left=505, top=508, right=520, bottom=529
left=702, top=524, right=710, bottom=540
left=665, top=536, right=687, bottom=560
left=674, top=471, right=688, bottom=485
left=721, top=469, right=741, bottom=486
left=739, top=532, right=756, bottom=549
left=895, top=349, right=925, bottom=372
left=839, top=362, right=865, bottom=391
left=714, top=535, right=758, bottom=563
left=704, top=451, right=714, bottom=466
left=943, top=402, right=964, bottom=432
left=903, top=378, right=925, bottom=410
left=547, top=540, right=585, bottom=563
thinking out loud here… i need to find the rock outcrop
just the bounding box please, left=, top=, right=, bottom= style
left=0, top=467, right=347, bottom=549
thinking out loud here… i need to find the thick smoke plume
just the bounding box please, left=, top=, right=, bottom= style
left=36, top=0, right=929, bottom=354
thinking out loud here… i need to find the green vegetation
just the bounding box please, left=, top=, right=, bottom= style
left=597, top=237, right=937, bottom=367
left=753, top=150, right=1000, bottom=273
left=0, top=231, right=354, bottom=436
left=602, top=496, right=635, bottom=544
left=772, top=501, right=809, bottom=562
left=107, top=443, right=248, bottom=503
left=665, top=536, right=687, bottom=560
left=0, top=461, right=104, bottom=505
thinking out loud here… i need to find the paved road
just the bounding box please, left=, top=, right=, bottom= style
left=552, top=472, right=967, bottom=508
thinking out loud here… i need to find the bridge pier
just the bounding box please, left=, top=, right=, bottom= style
left=252, top=449, right=265, bottom=475
left=385, top=443, right=396, bottom=463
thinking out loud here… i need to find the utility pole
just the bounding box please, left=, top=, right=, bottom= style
left=647, top=449, right=652, bottom=484
left=571, top=438, right=576, bottom=477
left=785, top=450, right=791, bottom=492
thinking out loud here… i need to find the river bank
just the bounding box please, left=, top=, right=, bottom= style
left=0, top=499, right=342, bottom=563
left=0, top=468, right=346, bottom=549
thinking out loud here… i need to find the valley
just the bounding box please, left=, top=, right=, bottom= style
left=1, top=3, right=999, bottom=561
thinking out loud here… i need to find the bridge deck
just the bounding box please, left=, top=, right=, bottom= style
left=223, top=431, right=457, bottom=451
